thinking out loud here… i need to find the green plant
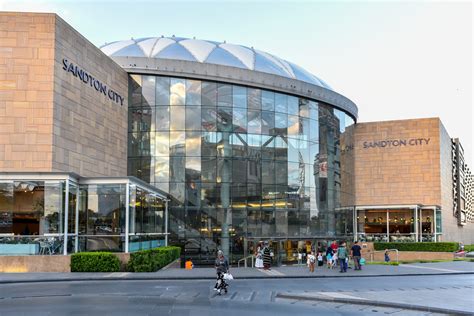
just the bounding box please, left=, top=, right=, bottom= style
left=366, top=261, right=399, bottom=266
left=71, top=252, right=120, bottom=272
left=127, top=246, right=181, bottom=272
left=463, top=244, right=474, bottom=252
left=374, top=242, right=458, bottom=252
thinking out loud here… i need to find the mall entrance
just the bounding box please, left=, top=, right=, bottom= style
left=244, top=238, right=335, bottom=266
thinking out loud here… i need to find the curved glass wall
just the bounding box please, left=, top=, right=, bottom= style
left=128, top=74, right=355, bottom=263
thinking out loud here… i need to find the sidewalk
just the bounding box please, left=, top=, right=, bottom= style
left=0, top=261, right=472, bottom=284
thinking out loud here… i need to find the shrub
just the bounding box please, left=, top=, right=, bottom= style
left=71, top=252, right=120, bottom=272
left=127, top=246, right=181, bottom=272
left=463, top=244, right=474, bottom=252
left=366, top=261, right=399, bottom=266
left=374, top=242, right=458, bottom=252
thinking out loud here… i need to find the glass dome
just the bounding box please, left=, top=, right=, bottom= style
left=100, top=37, right=332, bottom=90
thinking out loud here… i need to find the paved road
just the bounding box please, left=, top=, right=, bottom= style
left=0, top=274, right=472, bottom=315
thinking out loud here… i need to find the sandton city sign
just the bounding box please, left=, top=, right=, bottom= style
left=363, top=138, right=431, bottom=149
left=62, top=58, right=125, bottom=106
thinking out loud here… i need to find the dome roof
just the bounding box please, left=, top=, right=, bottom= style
left=100, top=37, right=332, bottom=90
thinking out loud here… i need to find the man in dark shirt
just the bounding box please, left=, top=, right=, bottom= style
left=351, top=241, right=363, bottom=270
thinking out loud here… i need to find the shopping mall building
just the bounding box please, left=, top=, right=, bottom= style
left=1, top=12, right=473, bottom=263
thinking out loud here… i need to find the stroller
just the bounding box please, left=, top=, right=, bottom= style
left=215, top=272, right=230, bottom=295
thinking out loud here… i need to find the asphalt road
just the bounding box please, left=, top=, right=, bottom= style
left=0, top=274, right=472, bottom=315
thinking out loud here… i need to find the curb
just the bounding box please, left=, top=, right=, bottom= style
left=276, top=293, right=473, bottom=315
left=0, top=271, right=473, bottom=284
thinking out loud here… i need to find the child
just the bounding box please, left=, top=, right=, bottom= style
left=185, top=258, right=194, bottom=270
left=384, top=249, right=390, bottom=262
left=331, top=251, right=338, bottom=269
left=307, top=251, right=316, bottom=272
left=317, top=252, right=324, bottom=267
left=326, top=252, right=333, bottom=269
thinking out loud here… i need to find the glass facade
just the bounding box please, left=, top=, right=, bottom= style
left=128, top=74, right=356, bottom=263
left=0, top=175, right=167, bottom=255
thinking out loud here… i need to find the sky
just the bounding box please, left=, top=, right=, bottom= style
left=1, top=0, right=472, bottom=164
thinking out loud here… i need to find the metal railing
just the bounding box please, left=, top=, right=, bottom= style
left=237, top=255, right=255, bottom=268
left=369, top=249, right=399, bottom=263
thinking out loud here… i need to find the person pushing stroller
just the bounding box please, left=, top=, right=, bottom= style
left=214, top=250, right=230, bottom=295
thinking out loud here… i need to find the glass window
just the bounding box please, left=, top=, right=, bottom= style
left=129, top=75, right=142, bottom=106
left=262, top=160, right=275, bottom=184
left=170, top=78, right=185, bottom=105
left=156, top=77, right=170, bottom=105
left=262, top=90, right=275, bottom=111
left=232, top=157, right=247, bottom=185
left=261, top=135, right=275, bottom=160
left=186, top=106, right=201, bottom=131
left=288, top=162, right=300, bottom=186
left=201, top=82, right=217, bottom=106
left=288, top=115, right=299, bottom=137
left=309, top=101, right=318, bottom=120
left=170, top=106, right=185, bottom=130
left=169, top=131, right=185, bottom=155
left=186, top=80, right=201, bottom=105
left=202, top=107, right=217, bottom=132
left=232, top=107, right=247, bottom=133
left=141, top=76, right=155, bottom=106
left=309, top=119, right=318, bottom=142
left=217, top=84, right=232, bottom=107
left=275, top=112, right=287, bottom=135
left=261, top=111, right=274, bottom=135
left=247, top=88, right=261, bottom=110
left=201, top=132, right=217, bottom=157
left=201, top=156, right=217, bottom=182
left=186, top=131, right=201, bottom=156
left=275, top=93, right=287, bottom=113
left=298, top=98, right=309, bottom=118
left=274, top=136, right=288, bottom=162
left=247, top=110, right=261, bottom=134
left=288, top=96, right=298, bottom=115
left=154, top=131, right=169, bottom=156
left=231, top=133, right=247, bottom=157
left=129, top=107, right=153, bottom=132
left=155, top=106, right=170, bottom=131
left=154, top=156, right=170, bottom=183
left=217, top=107, right=233, bottom=131
left=233, top=85, right=247, bottom=108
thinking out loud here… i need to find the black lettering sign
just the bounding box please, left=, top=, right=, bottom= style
left=363, top=138, right=431, bottom=149
left=62, top=58, right=124, bottom=106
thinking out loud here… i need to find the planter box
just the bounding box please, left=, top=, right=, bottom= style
left=0, top=244, right=39, bottom=255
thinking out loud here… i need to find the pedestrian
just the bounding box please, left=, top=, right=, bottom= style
left=337, top=241, right=348, bottom=273
left=317, top=252, right=324, bottom=267
left=262, top=242, right=272, bottom=270
left=384, top=249, right=390, bottom=262
left=351, top=241, right=362, bottom=270
left=330, top=240, right=338, bottom=252
left=331, top=250, right=338, bottom=269
left=214, top=250, right=229, bottom=295
left=307, top=251, right=316, bottom=272
left=255, top=245, right=264, bottom=269
left=326, top=251, right=333, bottom=269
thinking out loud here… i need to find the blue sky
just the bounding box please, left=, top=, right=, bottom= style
left=1, top=0, right=472, bottom=164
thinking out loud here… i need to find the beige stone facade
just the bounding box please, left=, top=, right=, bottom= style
left=350, top=118, right=474, bottom=243
left=0, top=12, right=128, bottom=176
left=352, top=118, right=442, bottom=206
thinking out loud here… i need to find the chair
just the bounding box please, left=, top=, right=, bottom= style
left=39, top=240, right=52, bottom=255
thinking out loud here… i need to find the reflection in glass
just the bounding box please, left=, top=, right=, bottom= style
left=156, top=77, right=170, bottom=105
left=247, top=88, right=261, bottom=110
left=170, top=78, right=185, bottom=105
left=233, top=86, right=247, bottom=108
left=186, top=80, right=201, bottom=105
left=170, top=106, right=185, bottom=130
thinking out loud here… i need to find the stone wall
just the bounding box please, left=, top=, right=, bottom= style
left=0, top=12, right=128, bottom=176
left=52, top=16, right=128, bottom=176
left=0, top=12, right=55, bottom=171
left=353, top=118, right=442, bottom=206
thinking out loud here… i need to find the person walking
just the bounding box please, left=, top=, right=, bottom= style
left=262, top=242, right=272, bottom=270
left=214, top=250, right=229, bottom=295
left=337, top=241, right=348, bottom=273
left=307, top=251, right=316, bottom=272
left=384, top=249, right=390, bottom=262
left=255, top=245, right=264, bottom=269
left=351, top=240, right=362, bottom=270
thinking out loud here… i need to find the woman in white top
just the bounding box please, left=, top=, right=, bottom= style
left=255, top=246, right=264, bottom=268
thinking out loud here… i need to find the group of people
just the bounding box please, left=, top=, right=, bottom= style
left=306, top=240, right=364, bottom=273
left=254, top=241, right=273, bottom=270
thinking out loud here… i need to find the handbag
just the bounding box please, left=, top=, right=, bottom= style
left=360, top=258, right=366, bottom=265
left=223, top=272, right=234, bottom=280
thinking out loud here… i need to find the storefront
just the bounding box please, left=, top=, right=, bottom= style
left=354, top=205, right=442, bottom=243
left=0, top=173, right=169, bottom=255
